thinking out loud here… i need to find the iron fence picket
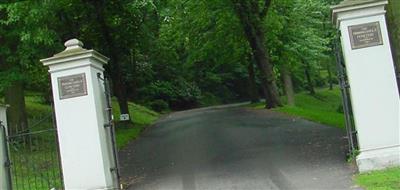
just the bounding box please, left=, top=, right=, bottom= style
left=5, top=112, right=64, bottom=190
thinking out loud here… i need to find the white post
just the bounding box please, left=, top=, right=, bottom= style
left=0, top=105, right=11, bottom=190
left=332, top=0, right=400, bottom=172
left=41, top=39, right=119, bottom=189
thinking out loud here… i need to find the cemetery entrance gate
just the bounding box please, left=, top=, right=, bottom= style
left=1, top=105, right=64, bottom=190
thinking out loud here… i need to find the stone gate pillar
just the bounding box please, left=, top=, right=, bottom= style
left=0, top=105, right=11, bottom=190
left=332, top=0, right=400, bottom=172
left=41, top=39, right=119, bottom=189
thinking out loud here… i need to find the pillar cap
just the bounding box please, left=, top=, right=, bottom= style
left=40, top=38, right=109, bottom=67
left=64, top=39, right=84, bottom=50
left=332, top=0, right=384, bottom=9
left=331, top=0, right=388, bottom=27
left=53, top=38, right=89, bottom=57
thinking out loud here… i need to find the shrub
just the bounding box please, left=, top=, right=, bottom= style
left=149, top=99, right=169, bottom=112
left=144, top=79, right=202, bottom=110
left=200, top=92, right=222, bottom=106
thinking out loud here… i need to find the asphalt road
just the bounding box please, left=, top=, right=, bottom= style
left=119, top=106, right=359, bottom=190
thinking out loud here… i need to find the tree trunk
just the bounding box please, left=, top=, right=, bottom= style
left=247, top=58, right=260, bottom=103
left=4, top=81, right=28, bottom=135
left=90, top=1, right=130, bottom=120
left=304, top=62, right=315, bottom=95
left=231, top=0, right=282, bottom=108
left=253, top=44, right=281, bottom=108
left=128, top=50, right=138, bottom=100
left=260, top=84, right=267, bottom=99
left=281, top=65, right=295, bottom=106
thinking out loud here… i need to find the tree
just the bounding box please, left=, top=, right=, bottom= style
left=274, top=0, right=330, bottom=96
left=50, top=0, right=159, bottom=120
left=0, top=7, right=28, bottom=134
left=230, top=0, right=282, bottom=108
left=0, top=1, right=60, bottom=134
left=0, top=0, right=342, bottom=115
left=85, top=0, right=130, bottom=119
left=154, top=0, right=255, bottom=106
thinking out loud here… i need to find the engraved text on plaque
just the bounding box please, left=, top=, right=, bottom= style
left=58, top=73, right=88, bottom=100
left=348, top=22, right=383, bottom=50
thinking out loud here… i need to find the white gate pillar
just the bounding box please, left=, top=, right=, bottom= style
left=41, top=39, right=119, bottom=189
left=0, top=105, right=11, bottom=190
left=332, top=0, right=400, bottom=172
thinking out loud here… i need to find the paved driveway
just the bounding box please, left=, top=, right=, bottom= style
left=119, top=106, right=359, bottom=190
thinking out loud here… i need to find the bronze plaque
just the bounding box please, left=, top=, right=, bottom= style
left=58, top=73, right=88, bottom=100
left=348, top=22, right=383, bottom=50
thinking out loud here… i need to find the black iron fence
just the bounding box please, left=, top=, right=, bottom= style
left=334, top=31, right=359, bottom=159
left=4, top=112, right=64, bottom=190
left=98, top=73, right=121, bottom=188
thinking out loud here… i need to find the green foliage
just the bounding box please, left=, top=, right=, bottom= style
left=266, top=0, right=335, bottom=92
left=1, top=0, right=341, bottom=111
left=144, top=80, right=201, bottom=110
left=0, top=1, right=60, bottom=93
left=355, top=167, right=400, bottom=190
left=154, top=0, right=251, bottom=106
left=346, top=149, right=360, bottom=163
left=149, top=99, right=169, bottom=112
left=200, top=92, right=223, bottom=107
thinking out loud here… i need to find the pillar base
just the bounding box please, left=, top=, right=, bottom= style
left=356, top=145, right=400, bottom=173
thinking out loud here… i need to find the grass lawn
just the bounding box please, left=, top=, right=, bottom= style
left=112, top=99, right=160, bottom=149
left=24, top=94, right=160, bottom=149
left=250, top=87, right=345, bottom=128
left=355, top=167, right=400, bottom=190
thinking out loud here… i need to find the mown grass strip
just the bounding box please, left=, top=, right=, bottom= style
left=112, top=99, right=160, bottom=149
left=250, top=88, right=345, bottom=128
left=355, top=167, right=400, bottom=190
